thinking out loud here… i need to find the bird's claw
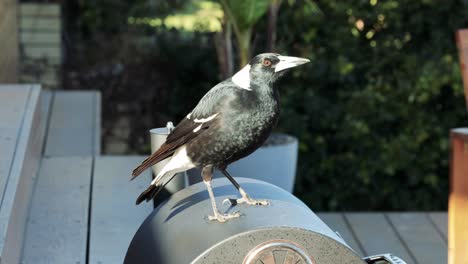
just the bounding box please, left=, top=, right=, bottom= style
left=222, top=198, right=238, bottom=206
left=223, top=197, right=270, bottom=206
left=207, top=211, right=241, bottom=222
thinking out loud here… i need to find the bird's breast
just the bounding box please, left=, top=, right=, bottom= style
left=222, top=98, right=279, bottom=146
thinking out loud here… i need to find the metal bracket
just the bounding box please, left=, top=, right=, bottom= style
left=363, top=253, right=407, bottom=264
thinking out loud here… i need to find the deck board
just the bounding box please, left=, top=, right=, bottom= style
left=318, top=213, right=365, bottom=256
left=0, top=85, right=44, bottom=264
left=387, top=213, right=447, bottom=264
left=88, top=156, right=153, bottom=264
left=44, top=91, right=100, bottom=156
left=0, top=86, right=30, bottom=206
left=345, top=213, right=416, bottom=263
left=38, top=90, right=52, bottom=154
left=21, top=157, right=93, bottom=264
left=428, top=212, right=448, bottom=241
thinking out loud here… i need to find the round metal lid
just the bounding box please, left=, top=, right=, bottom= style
left=243, top=239, right=314, bottom=264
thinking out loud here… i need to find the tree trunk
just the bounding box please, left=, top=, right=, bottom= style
left=225, top=22, right=234, bottom=76
left=237, top=29, right=251, bottom=68
left=266, top=0, right=282, bottom=52
left=214, top=20, right=233, bottom=79
left=214, top=33, right=228, bottom=80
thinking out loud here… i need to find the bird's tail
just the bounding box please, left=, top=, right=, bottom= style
left=136, top=184, right=160, bottom=205
left=135, top=173, right=178, bottom=205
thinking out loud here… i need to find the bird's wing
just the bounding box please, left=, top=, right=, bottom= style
left=131, top=116, right=217, bottom=178
left=131, top=82, right=237, bottom=178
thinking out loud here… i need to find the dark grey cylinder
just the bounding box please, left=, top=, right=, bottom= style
left=125, top=178, right=364, bottom=264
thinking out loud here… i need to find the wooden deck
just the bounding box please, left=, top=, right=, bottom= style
left=0, top=86, right=101, bottom=263
left=319, top=213, right=447, bottom=263
left=21, top=156, right=448, bottom=263
left=0, top=85, right=42, bottom=263
left=0, top=86, right=449, bottom=264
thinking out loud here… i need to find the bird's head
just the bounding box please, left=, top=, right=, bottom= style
left=232, top=53, right=310, bottom=90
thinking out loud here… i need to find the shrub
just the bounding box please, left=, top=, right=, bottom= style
left=272, top=0, right=468, bottom=210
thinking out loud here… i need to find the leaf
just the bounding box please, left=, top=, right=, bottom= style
left=221, top=0, right=271, bottom=31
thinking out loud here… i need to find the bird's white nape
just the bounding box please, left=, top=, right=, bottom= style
left=232, top=65, right=252, bottom=90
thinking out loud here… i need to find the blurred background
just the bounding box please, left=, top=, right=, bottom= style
left=10, top=0, right=468, bottom=211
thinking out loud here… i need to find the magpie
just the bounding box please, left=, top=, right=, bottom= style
left=131, top=53, right=309, bottom=222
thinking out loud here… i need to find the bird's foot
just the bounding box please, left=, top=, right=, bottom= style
left=207, top=211, right=241, bottom=223
left=223, top=196, right=270, bottom=206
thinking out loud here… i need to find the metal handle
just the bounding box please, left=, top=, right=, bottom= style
left=363, top=253, right=407, bottom=264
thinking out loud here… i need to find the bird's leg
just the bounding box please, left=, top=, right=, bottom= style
left=220, top=169, right=270, bottom=206
left=202, top=165, right=240, bottom=222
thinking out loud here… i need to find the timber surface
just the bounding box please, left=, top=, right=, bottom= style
left=22, top=167, right=448, bottom=264
left=44, top=91, right=101, bottom=156
left=318, top=212, right=448, bottom=264
left=0, top=88, right=101, bottom=264
left=0, top=85, right=42, bottom=264
left=21, top=156, right=152, bottom=264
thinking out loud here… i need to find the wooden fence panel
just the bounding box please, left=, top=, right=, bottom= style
left=0, top=0, right=18, bottom=82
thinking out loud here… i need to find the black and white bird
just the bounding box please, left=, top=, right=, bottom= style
left=131, top=53, right=309, bottom=222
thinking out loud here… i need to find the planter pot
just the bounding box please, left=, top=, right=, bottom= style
left=187, top=133, right=298, bottom=193
left=225, top=133, right=298, bottom=192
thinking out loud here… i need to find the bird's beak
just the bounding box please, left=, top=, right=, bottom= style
left=275, top=56, right=310, bottom=72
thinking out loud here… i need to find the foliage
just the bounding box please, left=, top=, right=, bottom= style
left=63, top=0, right=468, bottom=210
left=66, top=0, right=186, bottom=35
left=271, top=0, right=468, bottom=210
left=127, top=1, right=223, bottom=33
left=220, top=0, right=272, bottom=66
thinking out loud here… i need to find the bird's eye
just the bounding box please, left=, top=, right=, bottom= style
left=262, top=59, right=272, bottom=67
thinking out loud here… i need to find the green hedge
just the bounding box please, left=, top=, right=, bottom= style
left=270, top=0, right=468, bottom=210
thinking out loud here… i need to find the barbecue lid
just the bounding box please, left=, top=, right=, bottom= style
left=125, top=178, right=365, bottom=264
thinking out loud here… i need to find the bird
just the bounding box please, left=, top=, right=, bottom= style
left=131, top=53, right=309, bottom=222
